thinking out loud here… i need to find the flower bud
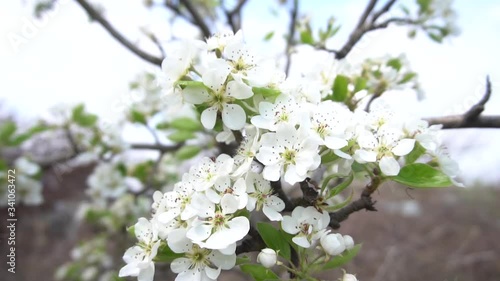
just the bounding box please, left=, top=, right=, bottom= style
left=342, top=273, right=358, bottom=281
left=320, top=233, right=345, bottom=256
left=257, top=248, right=277, bottom=268
left=343, top=235, right=354, bottom=250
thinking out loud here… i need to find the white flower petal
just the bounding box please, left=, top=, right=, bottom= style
left=379, top=156, right=400, bottom=176
left=222, top=104, right=246, bottom=130
left=392, top=139, right=416, bottom=156
left=186, top=223, right=212, bottom=242
left=226, top=80, right=253, bottom=99
left=170, top=258, right=191, bottom=274
left=201, top=106, right=218, bottom=129
left=182, top=86, right=210, bottom=104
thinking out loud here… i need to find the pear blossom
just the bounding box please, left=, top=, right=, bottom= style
left=281, top=206, right=330, bottom=248
left=119, top=218, right=161, bottom=281
left=168, top=229, right=236, bottom=281
left=186, top=193, right=249, bottom=250
left=257, top=248, right=277, bottom=268
left=186, top=154, right=234, bottom=191
left=256, top=124, right=320, bottom=184
left=320, top=232, right=346, bottom=256
left=354, top=127, right=415, bottom=176
left=251, top=95, right=302, bottom=131
left=245, top=172, right=285, bottom=221
left=342, top=273, right=359, bottom=281
left=232, top=125, right=260, bottom=177
left=162, top=40, right=207, bottom=86
left=182, top=58, right=252, bottom=130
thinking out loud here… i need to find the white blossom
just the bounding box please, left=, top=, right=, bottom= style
left=281, top=206, right=330, bottom=248
left=257, top=248, right=277, bottom=268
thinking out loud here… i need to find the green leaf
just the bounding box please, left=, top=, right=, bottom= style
left=353, top=77, right=367, bottom=93
left=331, top=75, right=349, bottom=102
left=236, top=255, right=251, bottom=265
left=9, top=124, right=48, bottom=146
left=263, top=31, right=275, bottom=41
left=175, top=145, right=201, bottom=160
left=131, top=161, right=154, bottom=182
left=417, top=0, right=432, bottom=13
left=126, top=225, right=135, bottom=238
left=399, top=72, right=417, bottom=84
left=176, top=80, right=206, bottom=89
left=405, top=142, right=426, bottom=164
left=240, top=264, right=279, bottom=281
left=130, top=110, right=147, bottom=125
left=322, top=244, right=362, bottom=270
left=257, top=222, right=291, bottom=260
left=72, top=104, right=98, bottom=127
left=279, top=228, right=299, bottom=252
left=428, top=32, right=443, bottom=43
left=325, top=173, right=354, bottom=198
left=154, top=243, right=184, bottom=262
left=168, top=130, right=195, bottom=142
left=321, top=150, right=339, bottom=164
left=391, top=163, right=452, bottom=188
left=324, top=189, right=354, bottom=212
left=156, top=122, right=170, bottom=130
left=252, top=87, right=281, bottom=99
left=170, top=117, right=202, bottom=131
left=386, top=58, right=402, bottom=71
left=300, top=29, right=314, bottom=45
left=0, top=121, right=17, bottom=143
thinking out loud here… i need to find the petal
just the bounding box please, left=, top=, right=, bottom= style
left=186, top=223, right=213, bottom=242
left=210, top=251, right=236, bottom=270
left=292, top=235, right=311, bottom=248
left=222, top=104, right=246, bottom=130
left=182, top=86, right=210, bottom=104
left=205, top=266, right=221, bottom=280
left=281, top=216, right=299, bottom=234
left=221, top=194, right=239, bottom=214
left=119, top=263, right=140, bottom=277
left=263, top=205, right=283, bottom=221
left=201, top=106, right=218, bottom=129
left=167, top=229, right=192, bottom=253
left=379, top=156, right=400, bottom=176
left=324, top=136, right=348, bottom=150
left=138, top=263, right=155, bottom=281
left=226, top=80, right=253, bottom=99
left=170, top=258, right=191, bottom=274
left=262, top=165, right=281, bottom=181
left=392, top=139, right=416, bottom=156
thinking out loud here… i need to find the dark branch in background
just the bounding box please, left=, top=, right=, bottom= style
left=75, top=0, right=163, bottom=66
left=332, top=0, right=378, bottom=59
left=370, top=0, right=397, bottom=23
left=130, top=143, right=182, bottom=153
left=236, top=224, right=265, bottom=254
left=179, top=0, right=212, bottom=38
left=224, top=0, right=249, bottom=33
left=284, top=0, right=299, bottom=75
left=425, top=76, right=500, bottom=129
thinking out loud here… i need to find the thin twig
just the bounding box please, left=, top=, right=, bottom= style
left=75, top=0, right=163, bottom=66
left=179, top=0, right=212, bottom=38
left=225, top=0, right=248, bottom=33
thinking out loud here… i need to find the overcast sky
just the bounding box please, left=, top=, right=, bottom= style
left=1, top=0, right=499, bottom=185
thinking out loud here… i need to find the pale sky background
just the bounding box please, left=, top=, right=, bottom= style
left=0, top=0, right=499, bottom=186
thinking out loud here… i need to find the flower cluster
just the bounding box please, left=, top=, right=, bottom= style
left=0, top=157, right=43, bottom=206
left=119, top=30, right=460, bottom=281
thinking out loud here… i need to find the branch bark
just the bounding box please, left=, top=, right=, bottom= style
left=75, top=0, right=163, bottom=66
left=179, top=0, right=212, bottom=38
left=284, top=0, right=299, bottom=75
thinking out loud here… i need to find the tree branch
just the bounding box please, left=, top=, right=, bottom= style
left=425, top=77, right=500, bottom=129
left=225, top=0, right=248, bottom=33
left=271, top=180, right=294, bottom=212
left=284, top=0, right=299, bottom=75
left=235, top=225, right=265, bottom=255
left=130, top=143, right=182, bottom=153
left=329, top=177, right=380, bottom=229
left=179, top=0, right=212, bottom=38
left=75, top=0, right=163, bottom=66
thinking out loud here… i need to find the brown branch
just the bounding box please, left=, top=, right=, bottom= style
left=75, top=0, right=163, bottom=66
left=284, top=0, right=299, bottom=75
left=179, top=0, right=212, bottom=38
left=130, top=143, right=182, bottom=153
left=235, top=225, right=265, bottom=255
left=370, top=0, right=397, bottom=23
left=225, top=0, right=248, bottom=33
left=329, top=177, right=380, bottom=229
left=425, top=77, right=500, bottom=129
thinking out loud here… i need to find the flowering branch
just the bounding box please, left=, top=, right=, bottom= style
left=75, top=0, right=163, bottom=66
